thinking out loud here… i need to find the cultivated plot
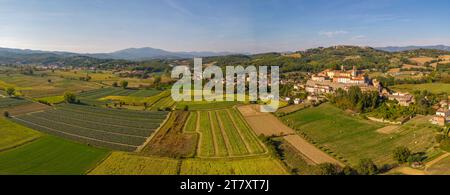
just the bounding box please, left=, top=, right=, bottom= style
left=180, top=157, right=288, bottom=175
left=282, top=103, right=436, bottom=165
left=90, top=152, right=179, bottom=175
left=12, top=104, right=168, bottom=151
left=184, top=108, right=266, bottom=158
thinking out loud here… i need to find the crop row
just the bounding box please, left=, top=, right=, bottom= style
left=217, top=110, right=249, bottom=155
left=184, top=112, right=197, bottom=132
left=150, top=96, right=175, bottom=110
left=210, top=111, right=229, bottom=157
left=59, top=104, right=168, bottom=118
left=45, top=109, right=163, bottom=129
left=16, top=114, right=146, bottom=146
left=228, top=109, right=265, bottom=153
left=79, top=88, right=126, bottom=99
left=31, top=111, right=153, bottom=137
left=12, top=118, right=137, bottom=152
left=198, top=111, right=215, bottom=157
left=0, top=98, right=29, bottom=108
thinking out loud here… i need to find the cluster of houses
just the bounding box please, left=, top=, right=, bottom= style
left=304, top=66, right=383, bottom=101
left=285, top=65, right=448, bottom=126
left=432, top=100, right=450, bottom=126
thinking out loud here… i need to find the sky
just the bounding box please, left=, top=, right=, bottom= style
left=1, top=0, right=450, bottom=53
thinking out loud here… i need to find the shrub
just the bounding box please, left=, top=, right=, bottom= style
left=393, top=146, right=411, bottom=164
left=356, top=158, right=378, bottom=175
left=435, top=134, right=445, bottom=144
left=63, top=92, right=77, bottom=104
left=317, top=163, right=340, bottom=175
left=440, top=139, right=450, bottom=152
left=341, top=166, right=358, bottom=175
left=120, top=80, right=129, bottom=89
left=5, top=87, right=15, bottom=96
left=3, top=111, right=10, bottom=118
left=407, top=153, right=426, bottom=163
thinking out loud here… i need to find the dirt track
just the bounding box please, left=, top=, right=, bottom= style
left=284, top=135, right=344, bottom=166
left=237, top=105, right=344, bottom=166
left=238, top=105, right=294, bottom=136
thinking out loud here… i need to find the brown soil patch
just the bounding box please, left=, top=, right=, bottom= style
left=402, top=64, right=428, bottom=69
left=410, top=57, right=435, bottom=65
left=3, top=103, right=51, bottom=116
left=238, top=105, right=294, bottom=136
left=140, top=111, right=198, bottom=158
left=283, top=135, right=344, bottom=166
left=376, top=125, right=400, bottom=134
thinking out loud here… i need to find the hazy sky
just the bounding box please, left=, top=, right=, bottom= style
left=1, top=0, right=450, bottom=53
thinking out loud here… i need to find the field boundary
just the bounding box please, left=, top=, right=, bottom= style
left=136, top=111, right=172, bottom=152
left=0, top=135, right=41, bottom=154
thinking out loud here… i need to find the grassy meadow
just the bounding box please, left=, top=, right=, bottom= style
left=180, top=157, right=288, bottom=175
left=391, top=83, right=450, bottom=94
left=0, top=118, right=41, bottom=151
left=282, top=103, right=438, bottom=166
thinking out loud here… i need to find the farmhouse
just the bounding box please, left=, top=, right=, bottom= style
left=431, top=103, right=450, bottom=126
left=388, top=92, right=415, bottom=106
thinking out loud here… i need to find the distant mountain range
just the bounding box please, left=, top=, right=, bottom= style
left=376, top=45, right=450, bottom=52
left=0, top=47, right=238, bottom=61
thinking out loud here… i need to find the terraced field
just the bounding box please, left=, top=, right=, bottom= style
left=12, top=104, right=168, bottom=151
left=0, top=97, right=30, bottom=108
left=184, top=108, right=266, bottom=158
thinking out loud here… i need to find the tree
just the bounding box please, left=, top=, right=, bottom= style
left=3, top=111, right=10, bottom=118
left=341, top=166, right=358, bottom=175
left=154, top=75, right=162, bottom=87
left=120, top=80, right=128, bottom=89
left=63, top=92, right=77, bottom=104
left=112, top=81, right=118, bottom=87
left=393, top=146, right=411, bottom=164
left=317, top=163, right=340, bottom=175
left=5, top=87, right=15, bottom=96
left=356, top=158, right=378, bottom=175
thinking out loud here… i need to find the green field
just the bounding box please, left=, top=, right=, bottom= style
left=180, top=157, right=287, bottom=175
left=0, top=118, right=41, bottom=151
left=391, top=83, right=450, bottom=94
left=89, top=152, right=179, bottom=175
left=13, top=104, right=168, bottom=151
left=282, top=103, right=437, bottom=165
left=35, top=95, right=64, bottom=104
left=184, top=108, right=265, bottom=158
left=0, top=136, right=109, bottom=175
